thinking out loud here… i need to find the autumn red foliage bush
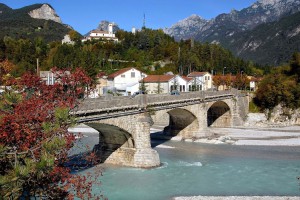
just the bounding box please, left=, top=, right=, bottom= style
left=0, top=68, right=104, bottom=199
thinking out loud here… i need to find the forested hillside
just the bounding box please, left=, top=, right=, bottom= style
left=0, top=3, right=71, bottom=43
left=0, top=28, right=262, bottom=80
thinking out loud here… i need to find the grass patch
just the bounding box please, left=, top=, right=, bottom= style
left=249, top=100, right=261, bottom=113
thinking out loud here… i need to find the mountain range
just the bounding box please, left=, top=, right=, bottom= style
left=164, top=0, right=300, bottom=66
left=1, top=1, right=299, bottom=66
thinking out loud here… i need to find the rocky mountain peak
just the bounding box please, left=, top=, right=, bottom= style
left=188, top=14, right=204, bottom=20
left=258, top=0, right=283, bottom=6
left=164, top=14, right=209, bottom=40
left=97, top=20, right=120, bottom=33
left=28, top=4, right=62, bottom=24
left=164, top=0, right=300, bottom=65
left=166, top=0, right=300, bottom=41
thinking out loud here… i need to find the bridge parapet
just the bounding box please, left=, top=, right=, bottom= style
left=74, top=89, right=244, bottom=122
left=146, top=90, right=240, bottom=109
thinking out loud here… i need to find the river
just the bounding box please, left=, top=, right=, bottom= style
left=70, top=131, right=300, bottom=200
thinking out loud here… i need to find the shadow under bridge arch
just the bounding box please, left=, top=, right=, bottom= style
left=163, top=108, right=198, bottom=137
left=207, top=101, right=231, bottom=127
left=85, top=123, right=135, bottom=164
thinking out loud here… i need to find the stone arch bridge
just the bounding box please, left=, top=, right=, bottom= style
left=73, top=89, right=249, bottom=168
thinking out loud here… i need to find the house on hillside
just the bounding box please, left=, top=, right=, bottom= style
left=62, top=34, right=75, bottom=45
left=107, top=67, right=147, bottom=96
left=82, top=23, right=118, bottom=42
left=187, top=72, right=212, bottom=91
left=141, top=75, right=188, bottom=94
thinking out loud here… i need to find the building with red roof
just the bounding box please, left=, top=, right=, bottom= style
left=187, top=71, right=212, bottom=91
left=107, top=67, right=147, bottom=96
left=140, top=75, right=189, bottom=94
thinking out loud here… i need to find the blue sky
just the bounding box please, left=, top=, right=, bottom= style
left=3, top=0, right=258, bottom=34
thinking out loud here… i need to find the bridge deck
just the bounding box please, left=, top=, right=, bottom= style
left=73, top=89, right=243, bottom=122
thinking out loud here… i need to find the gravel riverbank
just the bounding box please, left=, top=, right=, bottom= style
left=151, top=124, right=300, bottom=146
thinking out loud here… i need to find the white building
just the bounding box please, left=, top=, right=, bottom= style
left=249, top=76, right=260, bottom=91
left=107, top=67, right=147, bottom=96
left=61, top=34, right=75, bottom=45
left=187, top=72, right=212, bottom=91
left=39, top=71, right=71, bottom=85
left=141, top=75, right=189, bottom=94
left=82, top=23, right=118, bottom=42
left=39, top=71, right=56, bottom=85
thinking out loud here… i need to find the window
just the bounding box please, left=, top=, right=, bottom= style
left=131, top=72, right=135, bottom=78
left=208, top=76, right=210, bottom=80
left=170, top=85, right=177, bottom=91
left=121, top=74, right=125, bottom=78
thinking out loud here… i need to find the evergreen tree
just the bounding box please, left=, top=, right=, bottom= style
left=139, top=79, right=148, bottom=93
left=155, top=79, right=163, bottom=94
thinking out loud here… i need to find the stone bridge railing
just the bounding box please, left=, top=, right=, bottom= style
left=74, top=89, right=243, bottom=122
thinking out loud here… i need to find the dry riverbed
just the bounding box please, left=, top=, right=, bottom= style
left=151, top=124, right=300, bottom=147
left=197, top=126, right=300, bottom=146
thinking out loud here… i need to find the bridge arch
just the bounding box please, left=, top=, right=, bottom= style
left=164, top=108, right=199, bottom=137
left=207, top=101, right=231, bottom=127
left=85, top=123, right=135, bottom=163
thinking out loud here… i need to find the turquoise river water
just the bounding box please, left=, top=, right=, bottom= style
left=72, top=135, right=300, bottom=200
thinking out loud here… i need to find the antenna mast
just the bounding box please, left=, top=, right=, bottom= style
left=142, top=13, right=146, bottom=29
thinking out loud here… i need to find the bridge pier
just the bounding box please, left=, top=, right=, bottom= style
left=132, top=113, right=160, bottom=168
left=87, top=113, right=160, bottom=168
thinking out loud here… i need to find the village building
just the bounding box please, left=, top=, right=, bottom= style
left=39, top=71, right=71, bottom=85
left=187, top=72, right=212, bottom=91
left=39, top=71, right=56, bottom=85
left=107, top=67, right=147, bottom=96
left=140, top=75, right=188, bottom=94
left=248, top=76, right=260, bottom=91
left=61, top=34, right=75, bottom=45
left=82, top=23, right=118, bottom=42
left=87, top=72, right=109, bottom=98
